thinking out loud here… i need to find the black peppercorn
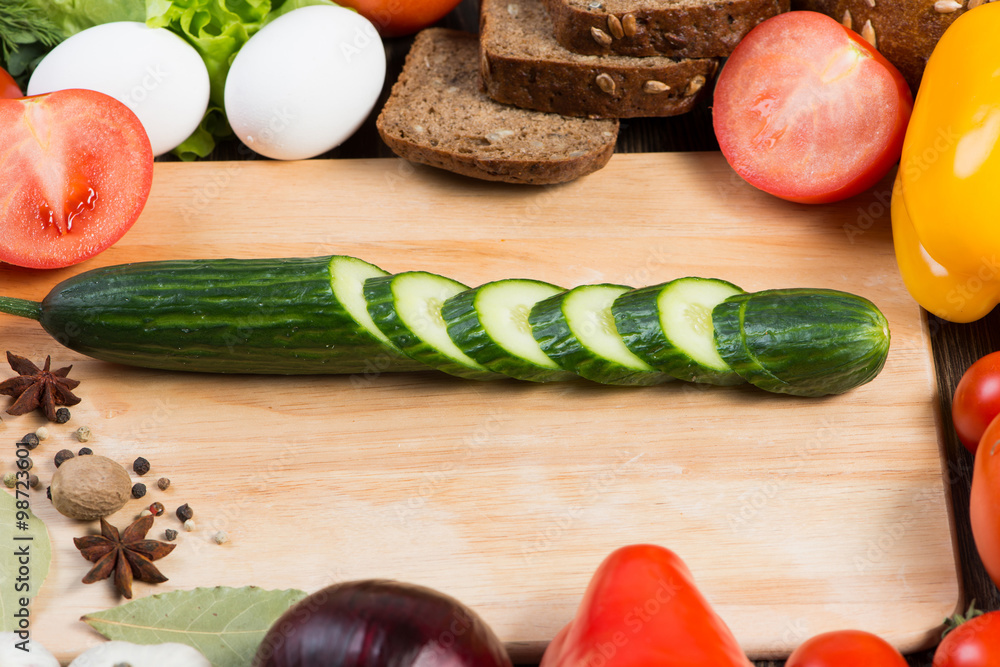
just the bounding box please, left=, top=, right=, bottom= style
left=46, top=486, right=51, bottom=500
left=54, top=408, right=71, bottom=424
left=164, top=529, right=178, bottom=541
left=53, top=449, right=75, bottom=468
left=20, top=433, right=40, bottom=450
left=176, top=503, right=194, bottom=522
left=157, top=477, right=171, bottom=491
left=132, top=483, right=147, bottom=499
left=78, top=447, right=93, bottom=456
left=133, top=457, right=150, bottom=476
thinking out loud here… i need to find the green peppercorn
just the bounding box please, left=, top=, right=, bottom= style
left=131, top=483, right=147, bottom=499
left=2, top=473, right=16, bottom=489
left=133, top=457, right=150, bottom=476
left=53, top=449, right=75, bottom=468
left=74, top=426, right=92, bottom=442
left=176, top=503, right=194, bottom=522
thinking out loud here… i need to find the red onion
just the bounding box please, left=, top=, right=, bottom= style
left=252, top=580, right=513, bottom=667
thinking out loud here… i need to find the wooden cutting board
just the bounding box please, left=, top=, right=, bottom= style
left=0, top=153, right=958, bottom=664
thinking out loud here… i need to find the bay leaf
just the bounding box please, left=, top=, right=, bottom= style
left=81, top=586, right=308, bottom=666
left=0, top=488, right=52, bottom=631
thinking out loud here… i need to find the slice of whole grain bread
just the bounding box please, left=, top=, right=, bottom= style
left=376, top=28, right=619, bottom=185
left=481, top=0, right=719, bottom=118
left=541, top=0, right=789, bottom=58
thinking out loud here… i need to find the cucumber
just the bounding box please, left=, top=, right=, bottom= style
left=529, top=284, right=673, bottom=386
left=612, top=277, right=745, bottom=385
left=712, top=288, right=891, bottom=397
left=363, top=271, right=503, bottom=380
left=0, top=256, right=426, bottom=374
left=442, top=279, right=576, bottom=382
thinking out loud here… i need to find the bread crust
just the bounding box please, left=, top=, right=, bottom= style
left=543, top=0, right=790, bottom=57
left=791, top=0, right=981, bottom=92
left=481, top=0, right=719, bottom=118
left=376, top=28, right=619, bottom=185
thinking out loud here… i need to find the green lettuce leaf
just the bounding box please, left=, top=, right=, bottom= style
left=32, top=0, right=145, bottom=35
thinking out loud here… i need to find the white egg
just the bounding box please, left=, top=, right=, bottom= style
left=28, top=22, right=210, bottom=157
left=224, top=5, right=387, bottom=160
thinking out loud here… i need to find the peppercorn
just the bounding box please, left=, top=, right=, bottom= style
left=34, top=427, right=48, bottom=442
left=54, top=408, right=71, bottom=424
left=133, top=457, right=150, bottom=476
left=183, top=519, right=195, bottom=532
left=77, top=447, right=93, bottom=456
left=27, top=474, right=38, bottom=489
left=138, top=509, right=152, bottom=518
left=17, top=456, right=32, bottom=472
left=2, top=473, right=16, bottom=489
left=176, top=503, right=194, bottom=522
left=150, top=502, right=165, bottom=517
left=131, top=483, right=147, bottom=499
left=20, top=433, right=39, bottom=450
left=164, top=529, right=178, bottom=541
left=54, top=449, right=75, bottom=468
left=46, top=486, right=51, bottom=500
left=157, top=477, right=171, bottom=491
left=74, top=426, right=92, bottom=442
left=214, top=531, right=229, bottom=545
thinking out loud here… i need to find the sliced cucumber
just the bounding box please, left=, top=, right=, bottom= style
left=328, top=256, right=425, bottom=371
left=613, top=277, right=745, bottom=385
left=529, top=284, right=673, bottom=386
left=363, top=271, right=503, bottom=380
left=712, top=288, right=891, bottom=397
left=442, top=279, right=576, bottom=382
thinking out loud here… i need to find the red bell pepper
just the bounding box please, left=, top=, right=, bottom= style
left=541, top=544, right=753, bottom=667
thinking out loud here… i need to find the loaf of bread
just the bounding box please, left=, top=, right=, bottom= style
left=541, top=0, right=789, bottom=57
left=481, top=0, right=719, bottom=118
left=791, top=0, right=986, bottom=92
left=376, top=28, right=619, bottom=185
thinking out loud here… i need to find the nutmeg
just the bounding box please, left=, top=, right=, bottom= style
left=50, top=455, right=132, bottom=521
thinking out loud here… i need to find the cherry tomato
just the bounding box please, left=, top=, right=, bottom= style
left=0, top=89, right=153, bottom=269
left=0, top=66, right=22, bottom=99
left=952, top=352, right=1000, bottom=454
left=971, top=415, right=1000, bottom=590
left=336, top=0, right=463, bottom=37
left=712, top=11, right=912, bottom=204
left=786, top=630, right=908, bottom=667
left=933, top=611, right=1000, bottom=667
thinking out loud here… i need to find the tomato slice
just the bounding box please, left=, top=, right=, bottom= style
left=0, top=66, right=22, bottom=99
left=712, top=11, right=912, bottom=204
left=0, top=89, right=153, bottom=269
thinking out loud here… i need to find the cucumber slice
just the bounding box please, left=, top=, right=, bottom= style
left=712, top=288, right=891, bottom=397
left=443, top=279, right=576, bottom=382
left=328, top=256, right=425, bottom=371
left=363, top=271, right=503, bottom=380
left=529, top=284, right=673, bottom=386
left=613, top=277, right=745, bottom=385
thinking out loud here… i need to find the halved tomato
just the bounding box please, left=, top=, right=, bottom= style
left=712, top=11, right=912, bottom=204
left=0, top=89, right=153, bottom=269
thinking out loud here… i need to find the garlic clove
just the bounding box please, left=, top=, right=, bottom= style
left=0, top=633, right=59, bottom=667
left=67, top=641, right=211, bottom=666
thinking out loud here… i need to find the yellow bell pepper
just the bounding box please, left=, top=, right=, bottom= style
left=891, top=2, right=1000, bottom=323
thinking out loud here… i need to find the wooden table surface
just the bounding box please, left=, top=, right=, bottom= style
left=175, top=2, right=1000, bottom=665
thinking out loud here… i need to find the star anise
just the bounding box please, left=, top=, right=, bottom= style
left=0, top=351, right=81, bottom=422
left=73, top=515, right=176, bottom=599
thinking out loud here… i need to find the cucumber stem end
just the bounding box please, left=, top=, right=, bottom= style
left=0, top=297, right=42, bottom=321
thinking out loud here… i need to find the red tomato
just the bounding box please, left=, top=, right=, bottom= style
left=712, top=11, right=913, bottom=204
left=933, top=611, right=1000, bottom=667
left=0, top=66, right=22, bottom=99
left=336, top=0, right=463, bottom=37
left=0, top=89, right=153, bottom=269
left=952, top=352, right=1000, bottom=454
left=971, top=416, right=1000, bottom=590
left=786, top=630, right=908, bottom=667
